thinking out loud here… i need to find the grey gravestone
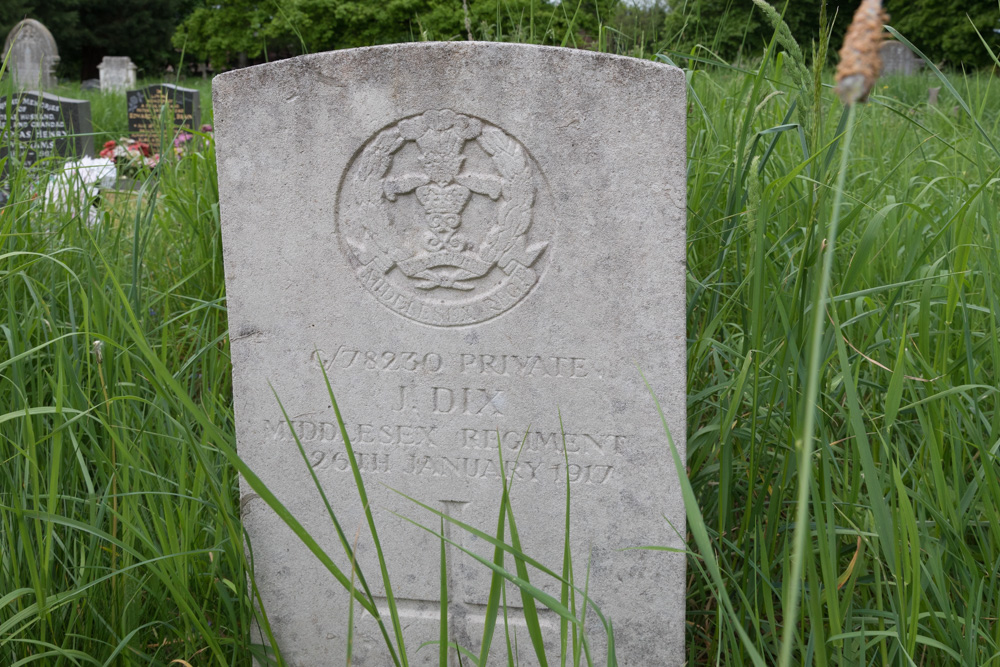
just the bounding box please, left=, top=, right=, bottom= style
left=3, top=19, right=59, bottom=90
left=928, top=86, right=941, bottom=105
left=215, top=43, right=686, bottom=665
left=880, top=41, right=922, bottom=76
left=98, top=56, right=137, bottom=92
left=0, top=92, right=93, bottom=167
left=126, top=83, right=200, bottom=153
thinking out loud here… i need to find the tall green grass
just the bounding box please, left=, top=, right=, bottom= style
left=3, top=4, right=1000, bottom=665
left=0, top=120, right=250, bottom=665
left=677, top=9, right=1000, bottom=665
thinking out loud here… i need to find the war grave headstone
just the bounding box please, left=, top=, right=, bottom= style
left=880, top=40, right=922, bottom=76
left=99, top=56, right=137, bottom=92
left=3, top=19, right=59, bottom=90
left=126, top=83, right=200, bottom=153
left=214, top=43, right=686, bottom=665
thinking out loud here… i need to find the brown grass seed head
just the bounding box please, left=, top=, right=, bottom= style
left=835, top=0, right=888, bottom=105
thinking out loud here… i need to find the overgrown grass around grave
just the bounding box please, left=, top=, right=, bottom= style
left=678, top=22, right=1000, bottom=666
left=3, top=5, right=1000, bottom=665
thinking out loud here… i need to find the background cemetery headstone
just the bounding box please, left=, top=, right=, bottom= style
left=215, top=42, right=686, bottom=665
left=880, top=40, right=922, bottom=76
left=98, top=56, right=137, bottom=92
left=0, top=92, right=93, bottom=168
left=3, top=19, right=59, bottom=90
left=126, top=84, right=200, bottom=153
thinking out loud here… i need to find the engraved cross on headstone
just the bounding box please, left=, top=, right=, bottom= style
left=368, top=497, right=557, bottom=662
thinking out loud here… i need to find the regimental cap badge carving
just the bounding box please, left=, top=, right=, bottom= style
left=336, top=109, right=553, bottom=327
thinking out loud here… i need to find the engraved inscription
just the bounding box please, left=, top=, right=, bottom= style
left=394, top=386, right=507, bottom=416
left=284, top=344, right=622, bottom=485
left=263, top=419, right=621, bottom=456
left=336, top=109, right=554, bottom=326
left=264, top=418, right=622, bottom=486
left=311, top=347, right=596, bottom=379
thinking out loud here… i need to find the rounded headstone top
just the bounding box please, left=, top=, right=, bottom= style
left=3, top=18, right=58, bottom=56
left=214, top=41, right=680, bottom=88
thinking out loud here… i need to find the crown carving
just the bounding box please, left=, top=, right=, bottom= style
left=416, top=183, right=470, bottom=215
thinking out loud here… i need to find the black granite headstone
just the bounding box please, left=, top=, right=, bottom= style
left=127, top=84, right=201, bottom=154
left=0, top=92, right=93, bottom=167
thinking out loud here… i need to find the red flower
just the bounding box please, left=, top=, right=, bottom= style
left=99, top=140, right=117, bottom=159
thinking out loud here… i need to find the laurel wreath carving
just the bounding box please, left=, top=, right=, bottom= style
left=353, top=125, right=406, bottom=272
left=351, top=112, right=536, bottom=282
left=475, top=126, right=535, bottom=266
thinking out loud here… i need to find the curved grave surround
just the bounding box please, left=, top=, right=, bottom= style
left=214, top=42, right=687, bottom=666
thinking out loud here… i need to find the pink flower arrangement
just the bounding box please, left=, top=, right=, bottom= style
left=99, top=138, right=160, bottom=178
left=174, top=125, right=214, bottom=156
left=173, top=132, right=194, bottom=157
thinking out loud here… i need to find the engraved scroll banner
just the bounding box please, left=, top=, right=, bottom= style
left=215, top=43, right=687, bottom=666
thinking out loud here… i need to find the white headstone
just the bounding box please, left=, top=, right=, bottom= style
left=3, top=19, right=59, bottom=90
left=98, top=56, right=137, bottom=91
left=880, top=41, right=922, bottom=76
left=214, top=42, right=687, bottom=665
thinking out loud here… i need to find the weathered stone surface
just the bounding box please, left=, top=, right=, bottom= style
left=0, top=92, right=93, bottom=168
left=880, top=41, right=922, bottom=76
left=126, top=83, right=200, bottom=153
left=214, top=42, right=686, bottom=666
left=3, top=19, right=59, bottom=90
left=98, top=56, right=137, bottom=92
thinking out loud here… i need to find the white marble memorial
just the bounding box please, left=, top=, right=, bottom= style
left=214, top=42, right=687, bottom=665
left=98, top=56, right=137, bottom=91
left=3, top=19, right=59, bottom=90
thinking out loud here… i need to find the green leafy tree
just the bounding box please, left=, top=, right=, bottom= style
left=2, top=0, right=198, bottom=80
left=885, top=0, right=1000, bottom=68
left=1, top=0, right=83, bottom=79
left=174, top=0, right=620, bottom=70
left=662, top=0, right=1000, bottom=69
left=77, top=0, right=201, bottom=77
left=662, top=0, right=862, bottom=64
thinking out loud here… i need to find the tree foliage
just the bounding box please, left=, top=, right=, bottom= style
left=173, top=0, right=619, bottom=69
left=885, top=0, right=1000, bottom=68
left=662, top=0, right=1000, bottom=68
left=662, top=0, right=861, bottom=63
left=1, top=0, right=82, bottom=77
left=5, top=0, right=999, bottom=82
left=2, top=0, right=198, bottom=79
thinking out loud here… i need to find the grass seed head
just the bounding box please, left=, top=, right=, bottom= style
left=835, top=0, right=888, bottom=105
